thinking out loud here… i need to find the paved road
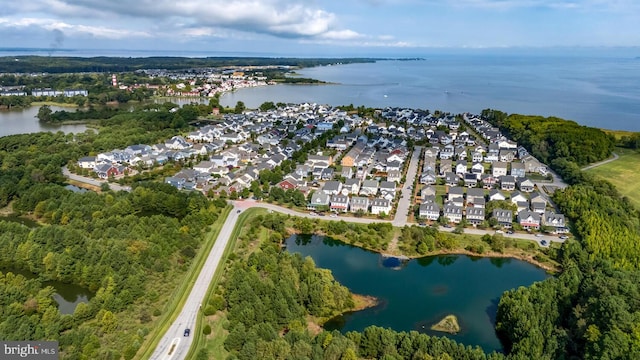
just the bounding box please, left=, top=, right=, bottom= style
left=62, top=166, right=132, bottom=192
left=235, top=200, right=566, bottom=245
left=150, top=206, right=241, bottom=360
left=581, top=152, right=619, bottom=170
left=392, top=146, right=421, bottom=227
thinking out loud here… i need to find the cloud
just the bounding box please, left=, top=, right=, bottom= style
left=15, top=0, right=363, bottom=41
left=0, top=17, right=151, bottom=39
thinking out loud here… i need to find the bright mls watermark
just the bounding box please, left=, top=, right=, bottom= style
left=1, top=341, right=58, bottom=360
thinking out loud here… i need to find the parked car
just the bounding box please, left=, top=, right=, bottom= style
left=559, top=235, right=569, bottom=240
left=506, top=230, right=514, bottom=234
left=184, top=328, right=191, bottom=337
left=330, top=214, right=338, bottom=218
left=540, top=240, right=548, bottom=246
left=495, top=230, right=504, bottom=234
left=535, top=233, right=544, bottom=237
left=237, top=210, right=241, bottom=214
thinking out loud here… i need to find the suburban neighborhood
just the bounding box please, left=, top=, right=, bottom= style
left=73, top=104, right=569, bottom=235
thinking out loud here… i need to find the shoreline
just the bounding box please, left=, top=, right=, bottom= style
left=285, top=227, right=560, bottom=273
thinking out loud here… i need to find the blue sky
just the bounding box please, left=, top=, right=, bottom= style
left=1, top=0, right=639, bottom=56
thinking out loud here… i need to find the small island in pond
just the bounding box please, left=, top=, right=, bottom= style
left=431, top=315, right=460, bottom=334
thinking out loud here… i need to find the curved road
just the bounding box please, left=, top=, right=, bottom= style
left=149, top=206, right=241, bottom=360
left=581, top=152, right=619, bottom=170
left=62, top=166, right=132, bottom=192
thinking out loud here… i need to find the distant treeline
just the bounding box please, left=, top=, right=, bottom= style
left=0, top=56, right=378, bottom=73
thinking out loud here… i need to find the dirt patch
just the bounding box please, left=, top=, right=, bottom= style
left=351, top=294, right=379, bottom=311
left=306, top=318, right=323, bottom=336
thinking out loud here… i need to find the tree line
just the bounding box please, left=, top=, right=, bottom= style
left=0, top=56, right=378, bottom=73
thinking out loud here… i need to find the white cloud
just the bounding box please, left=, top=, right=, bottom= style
left=11, top=0, right=364, bottom=41
left=0, top=17, right=150, bottom=39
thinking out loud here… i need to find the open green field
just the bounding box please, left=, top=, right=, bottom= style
left=585, top=148, right=640, bottom=209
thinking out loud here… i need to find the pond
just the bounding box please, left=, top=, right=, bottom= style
left=0, top=105, right=88, bottom=137
left=284, top=234, right=550, bottom=353
left=1, top=267, right=94, bottom=315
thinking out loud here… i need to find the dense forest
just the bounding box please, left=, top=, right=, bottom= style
left=0, top=109, right=232, bottom=358
left=481, top=110, right=640, bottom=359
left=481, top=109, right=615, bottom=166
left=0, top=56, right=378, bottom=73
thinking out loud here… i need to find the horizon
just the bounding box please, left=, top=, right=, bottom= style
left=1, top=46, right=639, bottom=59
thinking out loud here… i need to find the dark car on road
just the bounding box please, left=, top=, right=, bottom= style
left=184, top=328, right=190, bottom=337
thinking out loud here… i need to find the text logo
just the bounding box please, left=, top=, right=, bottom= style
left=1, top=342, right=58, bottom=360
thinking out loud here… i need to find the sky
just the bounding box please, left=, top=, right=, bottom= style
left=1, top=0, right=639, bottom=57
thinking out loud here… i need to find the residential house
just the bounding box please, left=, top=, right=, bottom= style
left=510, top=191, right=527, bottom=204
left=322, top=181, right=343, bottom=195
left=343, top=179, right=360, bottom=195
left=543, top=211, right=569, bottom=233
left=510, top=162, right=526, bottom=178
left=77, top=156, right=96, bottom=169
left=380, top=181, right=397, bottom=197
left=370, top=198, right=392, bottom=215
left=492, top=209, right=513, bottom=228
left=463, top=173, right=478, bottom=188
left=466, top=207, right=485, bottom=225
left=439, top=159, right=453, bottom=176
left=517, top=178, right=535, bottom=192
left=95, top=163, right=127, bottom=179
left=443, top=202, right=463, bottom=223
left=515, top=201, right=530, bottom=213
left=321, top=168, right=334, bottom=181
left=481, top=174, right=498, bottom=189
left=193, top=161, right=216, bottom=174
left=349, top=197, right=370, bottom=213
left=439, top=144, right=455, bottom=159
left=341, top=167, right=354, bottom=179
left=330, top=195, right=350, bottom=213
left=471, top=162, right=485, bottom=178
left=419, top=202, right=441, bottom=221
left=492, top=162, right=508, bottom=177
left=455, top=160, right=468, bottom=175
left=387, top=170, right=402, bottom=183
left=165, top=176, right=186, bottom=189
left=500, top=175, right=516, bottom=191
left=308, top=192, right=330, bottom=210
left=530, top=192, right=547, bottom=214
left=466, top=188, right=485, bottom=206
left=471, top=151, right=484, bottom=163
left=420, top=170, right=437, bottom=185
left=517, top=210, right=541, bottom=230
left=359, top=180, right=379, bottom=196
left=445, top=172, right=459, bottom=187
left=420, top=185, right=437, bottom=201
left=499, top=150, right=516, bottom=162
left=308, top=154, right=333, bottom=166
left=278, top=179, right=299, bottom=190
left=521, top=155, right=546, bottom=174
left=488, top=189, right=506, bottom=202
left=165, top=136, right=192, bottom=150
left=447, top=186, right=465, bottom=207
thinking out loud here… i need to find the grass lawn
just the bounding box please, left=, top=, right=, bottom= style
left=585, top=148, right=640, bottom=209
